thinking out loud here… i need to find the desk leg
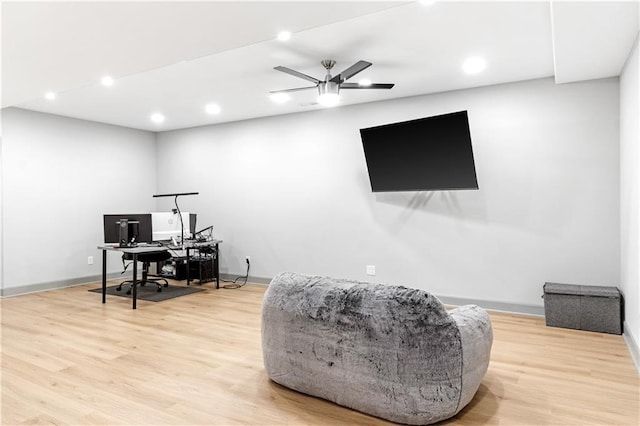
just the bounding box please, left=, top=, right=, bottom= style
left=132, top=253, right=138, bottom=310
left=214, top=244, right=220, bottom=289
left=186, top=247, right=191, bottom=286
left=102, top=249, right=107, bottom=303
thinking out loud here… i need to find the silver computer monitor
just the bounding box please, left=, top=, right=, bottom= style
left=151, top=212, right=196, bottom=242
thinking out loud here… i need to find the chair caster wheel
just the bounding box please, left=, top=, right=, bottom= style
left=126, top=289, right=132, bottom=295
left=163, top=283, right=169, bottom=287
left=116, top=287, right=122, bottom=292
left=157, top=288, right=162, bottom=293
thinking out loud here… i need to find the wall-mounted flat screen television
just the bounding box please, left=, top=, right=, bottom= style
left=360, top=110, right=478, bottom=192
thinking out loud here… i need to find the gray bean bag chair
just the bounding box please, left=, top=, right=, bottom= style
left=262, top=272, right=493, bottom=425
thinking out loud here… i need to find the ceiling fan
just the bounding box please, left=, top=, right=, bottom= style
left=271, top=59, right=394, bottom=106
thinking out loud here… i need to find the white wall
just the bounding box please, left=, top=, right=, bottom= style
left=620, top=35, right=640, bottom=358
left=157, top=77, right=620, bottom=310
left=1, top=108, right=157, bottom=294
left=0, top=77, right=623, bottom=312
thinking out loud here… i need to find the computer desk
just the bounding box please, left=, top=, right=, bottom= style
left=98, top=239, right=222, bottom=309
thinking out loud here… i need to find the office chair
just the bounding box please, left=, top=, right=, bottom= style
left=117, top=251, right=172, bottom=295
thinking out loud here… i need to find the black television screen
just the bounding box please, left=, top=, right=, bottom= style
left=360, top=110, right=478, bottom=192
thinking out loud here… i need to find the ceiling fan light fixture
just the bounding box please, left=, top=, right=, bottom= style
left=358, top=79, right=372, bottom=87
left=317, top=92, right=340, bottom=107
left=317, top=81, right=340, bottom=107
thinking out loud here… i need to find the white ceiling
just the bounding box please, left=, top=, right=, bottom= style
left=2, top=1, right=638, bottom=132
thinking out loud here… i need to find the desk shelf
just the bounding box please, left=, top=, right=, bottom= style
left=159, top=255, right=216, bottom=283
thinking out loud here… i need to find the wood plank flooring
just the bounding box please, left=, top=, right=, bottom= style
left=1, top=280, right=638, bottom=425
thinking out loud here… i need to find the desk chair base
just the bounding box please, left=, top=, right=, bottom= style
left=117, top=278, right=169, bottom=295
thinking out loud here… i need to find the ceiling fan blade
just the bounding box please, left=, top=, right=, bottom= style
left=270, top=86, right=317, bottom=94
left=274, top=66, right=320, bottom=84
left=330, top=60, right=372, bottom=83
left=340, top=83, right=395, bottom=89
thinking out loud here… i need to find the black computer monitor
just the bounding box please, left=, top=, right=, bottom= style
left=103, top=214, right=153, bottom=246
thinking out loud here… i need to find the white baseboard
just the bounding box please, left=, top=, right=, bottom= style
left=0, top=273, right=122, bottom=298
left=435, top=294, right=544, bottom=316
left=623, top=323, right=640, bottom=374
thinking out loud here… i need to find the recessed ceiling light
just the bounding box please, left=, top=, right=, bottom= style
left=358, top=79, right=372, bottom=87
left=269, top=93, right=291, bottom=104
left=45, top=92, right=56, bottom=100
left=277, top=31, right=291, bottom=41
left=150, top=113, right=165, bottom=123
left=462, top=56, right=486, bottom=74
left=205, top=103, right=221, bottom=114
left=101, top=76, right=114, bottom=86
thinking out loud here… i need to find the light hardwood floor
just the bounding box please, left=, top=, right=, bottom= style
left=1, top=280, right=638, bottom=425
